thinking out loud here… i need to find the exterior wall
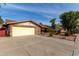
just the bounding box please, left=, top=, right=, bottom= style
left=9, top=25, right=12, bottom=36
left=17, top=22, right=35, bottom=26
left=9, top=22, right=41, bottom=36
left=11, top=21, right=41, bottom=35
left=0, top=28, right=7, bottom=37
left=35, top=26, right=41, bottom=35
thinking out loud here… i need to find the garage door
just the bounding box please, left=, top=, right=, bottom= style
left=11, top=26, right=35, bottom=37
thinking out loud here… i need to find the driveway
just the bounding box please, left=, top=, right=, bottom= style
left=0, top=35, right=74, bottom=56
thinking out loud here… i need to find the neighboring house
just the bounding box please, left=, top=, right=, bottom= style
left=3, top=20, right=45, bottom=37
left=39, top=24, right=49, bottom=34
left=0, top=24, right=7, bottom=37
left=58, top=28, right=66, bottom=35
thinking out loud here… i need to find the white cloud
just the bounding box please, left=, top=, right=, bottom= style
left=1, top=3, right=66, bottom=24
left=5, top=4, right=63, bottom=15
left=3, top=4, right=64, bottom=21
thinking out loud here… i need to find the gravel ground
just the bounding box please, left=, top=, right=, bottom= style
left=0, top=35, right=74, bottom=56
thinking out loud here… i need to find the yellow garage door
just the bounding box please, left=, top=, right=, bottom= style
left=11, top=26, right=35, bottom=37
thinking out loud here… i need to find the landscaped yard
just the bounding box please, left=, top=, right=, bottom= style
left=0, top=35, right=74, bottom=56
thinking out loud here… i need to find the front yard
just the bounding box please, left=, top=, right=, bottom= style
left=0, top=35, right=74, bottom=56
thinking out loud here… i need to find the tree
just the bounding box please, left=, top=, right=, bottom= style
left=60, top=11, right=79, bottom=35
left=0, top=4, right=6, bottom=24
left=0, top=16, right=4, bottom=24
left=50, top=18, right=56, bottom=29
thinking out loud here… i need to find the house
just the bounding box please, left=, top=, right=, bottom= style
left=39, top=23, right=49, bottom=34
left=0, top=20, right=49, bottom=37
left=58, top=28, right=66, bottom=35
left=0, top=20, right=48, bottom=37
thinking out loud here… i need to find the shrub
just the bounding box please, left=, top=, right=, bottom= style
left=48, top=28, right=56, bottom=36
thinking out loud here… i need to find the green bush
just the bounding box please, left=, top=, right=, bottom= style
left=48, top=28, right=56, bottom=36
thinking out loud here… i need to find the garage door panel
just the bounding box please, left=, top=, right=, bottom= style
left=12, top=27, right=35, bottom=37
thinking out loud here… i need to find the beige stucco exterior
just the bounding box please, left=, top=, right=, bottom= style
left=9, top=21, right=42, bottom=37
left=13, top=21, right=41, bottom=35
left=16, top=22, right=35, bottom=26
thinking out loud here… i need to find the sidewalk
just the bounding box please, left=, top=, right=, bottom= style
left=73, top=34, right=79, bottom=56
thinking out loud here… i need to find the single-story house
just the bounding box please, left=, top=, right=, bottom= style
left=1, top=20, right=47, bottom=37
left=6, top=20, right=42, bottom=37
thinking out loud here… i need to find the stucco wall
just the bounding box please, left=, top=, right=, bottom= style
left=9, top=21, right=41, bottom=35
left=16, top=22, right=35, bottom=26
left=15, top=22, right=41, bottom=35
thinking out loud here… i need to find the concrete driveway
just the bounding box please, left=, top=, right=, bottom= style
left=0, top=35, right=74, bottom=56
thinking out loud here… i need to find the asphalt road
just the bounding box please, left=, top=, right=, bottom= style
left=0, top=35, right=74, bottom=56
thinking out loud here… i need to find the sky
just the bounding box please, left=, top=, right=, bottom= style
left=1, top=3, right=79, bottom=25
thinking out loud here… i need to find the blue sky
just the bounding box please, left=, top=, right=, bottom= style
left=0, top=3, right=79, bottom=25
